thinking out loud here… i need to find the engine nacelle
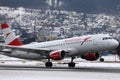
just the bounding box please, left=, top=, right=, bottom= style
left=49, top=50, right=65, bottom=60
left=81, top=52, right=100, bottom=61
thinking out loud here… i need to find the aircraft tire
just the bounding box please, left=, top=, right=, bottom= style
left=45, top=62, right=53, bottom=67
left=68, top=62, right=75, bottom=68
left=99, top=58, right=104, bottom=62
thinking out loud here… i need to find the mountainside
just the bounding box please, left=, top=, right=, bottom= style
left=0, top=0, right=120, bottom=13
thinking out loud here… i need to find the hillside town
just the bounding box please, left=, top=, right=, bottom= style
left=0, top=6, right=120, bottom=43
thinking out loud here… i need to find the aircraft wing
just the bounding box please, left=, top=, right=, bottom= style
left=0, top=44, right=52, bottom=54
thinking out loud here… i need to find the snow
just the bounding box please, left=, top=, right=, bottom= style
left=0, top=55, right=119, bottom=68
left=0, top=55, right=120, bottom=80
left=76, top=62, right=120, bottom=68
left=0, top=60, right=120, bottom=80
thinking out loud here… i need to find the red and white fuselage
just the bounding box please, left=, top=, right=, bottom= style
left=0, top=23, right=119, bottom=60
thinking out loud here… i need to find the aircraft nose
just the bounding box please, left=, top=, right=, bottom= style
left=112, top=40, right=119, bottom=48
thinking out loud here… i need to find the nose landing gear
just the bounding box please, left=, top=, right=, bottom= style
left=99, top=58, right=104, bottom=62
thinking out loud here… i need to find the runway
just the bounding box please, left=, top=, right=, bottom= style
left=0, top=65, right=120, bottom=80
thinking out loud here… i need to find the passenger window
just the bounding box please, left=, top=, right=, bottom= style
left=102, top=37, right=112, bottom=40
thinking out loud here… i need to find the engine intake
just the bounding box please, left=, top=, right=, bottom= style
left=81, top=52, right=100, bottom=61
left=49, top=50, right=65, bottom=60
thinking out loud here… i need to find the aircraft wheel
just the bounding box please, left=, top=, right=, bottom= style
left=99, top=58, right=104, bottom=62
left=68, top=62, right=75, bottom=68
left=45, top=62, right=53, bottom=67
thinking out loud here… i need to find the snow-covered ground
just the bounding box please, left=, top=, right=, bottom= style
left=0, top=55, right=120, bottom=80
left=0, top=55, right=119, bottom=68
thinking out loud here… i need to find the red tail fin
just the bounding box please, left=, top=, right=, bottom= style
left=1, top=23, right=23, bottom=46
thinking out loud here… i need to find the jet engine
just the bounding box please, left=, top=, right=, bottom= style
left=81, top=52, right=100, bottom=61
left=49, top=50, right=66, bottom=60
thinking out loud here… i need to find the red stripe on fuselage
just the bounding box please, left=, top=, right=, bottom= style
left=81, top=37, right=91, bottom=45
left=84, top=37, right=91, bottom=42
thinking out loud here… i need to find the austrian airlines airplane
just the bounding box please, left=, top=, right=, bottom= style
left=0, top=23, right=119, bottom=68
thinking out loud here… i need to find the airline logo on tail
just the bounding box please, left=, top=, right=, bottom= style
left=1, top=23, right=23, bottom=46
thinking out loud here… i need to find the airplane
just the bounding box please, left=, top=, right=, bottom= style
left=0, top=23, right=119, bottom=68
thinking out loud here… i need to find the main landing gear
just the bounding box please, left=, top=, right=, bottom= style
left=45, top=58, right=53, bottom=68
left=45, top=61, right=52, bottom=67
left=45, top=57, right=76, bottom=68
left=68, top=57, right=76, bottom=68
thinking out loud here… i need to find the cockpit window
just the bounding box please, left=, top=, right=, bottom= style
left=102, top=37, right=113, bottom=40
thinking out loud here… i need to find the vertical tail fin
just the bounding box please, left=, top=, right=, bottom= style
left=1, top=23, right=23, bottom=46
